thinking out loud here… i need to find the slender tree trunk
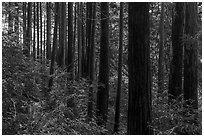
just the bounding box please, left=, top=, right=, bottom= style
left=158, top=2, right=165, bottom=94
left=44, top=14, right=46, bottom=62
left=48, top=2, right=59, bottom=92
left=73, top=3, right=77, bottom=79
left=114, top=2, right=123, bottom=133
left=25, top=2, right=32, bottom=57
left=37, top=2, right=40, bottom=60
left=40, top=2, right=43, bottom=63
left=68, top=2, right=74, bottom=79
left=168, top=3, right=185, bottom=103
left=58, top=2, right=66, bottom=67
left=96, top=2, right=110, bottom=127
left=46, top=2, right=51, bottom=60
left=184, top=2, right=198, bottom=110
left=81, top=3, right=86, bottom=78
left=127, top=3, right=152, bottom=135
left=77, top=3, right=82, bottom=78
left=8, top=3, right=13, bottom=34
left=33, top=2, right=36, bottom=60
left=14, top=3, right=19, bottom=42
left=23, top=2, right=28, bottom=55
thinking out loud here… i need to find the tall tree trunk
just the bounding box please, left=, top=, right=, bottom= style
left=96, top=2, right=110, bottom=126
left=87, top=2, right=97, bottom=121
left=68, top=2, right=74, bottom=79
left=46, top=2, right=51, bottom=60
left=14, top=3, right=19, bottom=42
left=114, top=2, right=123, bottom=133
left=40, top=2, right=43, bottom=63
left=37, top=2, right=40, bottom=60
left=127, top=3, right=152, bottom=135
left=158, top=2, right=165, bottom=94
left=25, top=2, right=32, bottom=57
left=81, top=3, right=87, bottom=78
left=33, top=2, right=36, bottom=60
left=48, top=2, right=59, bottom=92
left=77, top=3, right=82, bottom=78
left=44, top=14, right=46, bottom=63
left=73, top=3, right=77, bottom=79
left=8, top=3, right=13, bottom=34
left=184, top=2, right=198, bottom=110
left=23, top=2, right=27, bottom=55
left=58, top=2, right=66, bottom=67
left=168, top=3, right=185, bottom=103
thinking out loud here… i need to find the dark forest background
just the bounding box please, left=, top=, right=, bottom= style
left=2, top=2, right=202, bottom=135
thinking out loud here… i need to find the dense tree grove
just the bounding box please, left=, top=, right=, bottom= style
left=2, top=2, right=202, bottom=135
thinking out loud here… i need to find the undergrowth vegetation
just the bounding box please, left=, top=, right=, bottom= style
left=2, top=33, right=202, bottom=135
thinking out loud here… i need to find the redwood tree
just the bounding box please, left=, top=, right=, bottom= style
left=37, top=2, right=40, bottom=60
left=168, top=3, right=186, bottom=103
left=184, top=2, right=198, bottom=110
left=58, top=2, right=66, bottom=67
left=127, top=2, right=152, bottom=135
left=46, top=2, right=51, bottom=60
left=33, top=2, right=36, bottom=60
left=87, top=2, right=97, bottom=121
left=96, top=2, right=110, bottom=126
left=67, top=2, right=74, bottom=78
left=114, top=2, right=123, bottom=133
left=48, top=2, right=59, bottom=92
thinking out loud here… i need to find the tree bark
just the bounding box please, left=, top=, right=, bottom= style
left=77, top=3, right=82, bottom=78
left=168, top=3, right=185, bottom=103
left=46, top=2, right=51, bottom=60
left=127, top=3, right=152, bottom=135
left=114, top=2, right=123, bottom=133
left=58, top=2, right=66, bottom=67
left=33, top=2, right=36, bottom=60
left=48, top=2, right=59, bottom=92
left=40, top=2, right=43, bottom=63
left=67, top=2, right=74, bottom=79
left=184, top=2, right=198, bottom=110
left=25, top=2, right=32, bottom=57
left=87, top=2, right=97, bottom=121
left=37, top=2, right=40, bottom=60
left=96, top=2, right=110, bottom=126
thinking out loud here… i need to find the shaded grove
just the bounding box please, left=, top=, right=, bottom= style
left=2, top=2, right=202, bottom=135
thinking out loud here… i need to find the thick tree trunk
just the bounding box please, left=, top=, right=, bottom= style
left=58, top=2, right=66, bottom=67
left=184, top=2, right=198, bottom=110
left=114, top=2, right=123, bottom=134
left=127, top=3, right=152, bottom=135
left=168, top=3, right=185, bottom=103
left=96, top=2, right=110, bottom=126
left=87, top=2, right=97, bottom=121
